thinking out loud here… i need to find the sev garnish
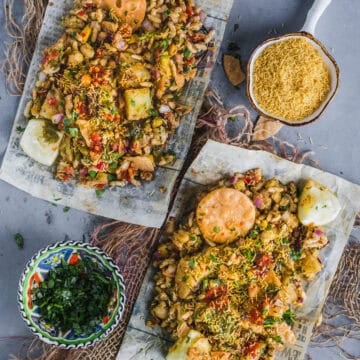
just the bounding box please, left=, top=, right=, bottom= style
left=252, top=38, right=331, bottom=122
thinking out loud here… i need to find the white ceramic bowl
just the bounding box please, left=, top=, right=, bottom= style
left=247, top=32, right=340, bottom=126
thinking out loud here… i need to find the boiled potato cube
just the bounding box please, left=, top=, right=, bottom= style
left=119, top=63, right=151, bottom=89
left=124, top=88, right=152, bottom=120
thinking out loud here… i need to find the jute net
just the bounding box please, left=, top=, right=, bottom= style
left=2, top=1, right=360, bottom=359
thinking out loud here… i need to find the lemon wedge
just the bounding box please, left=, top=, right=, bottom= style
left=298, top=180, right=341, bottom=226
left=20, top=119, right=63, bottom=166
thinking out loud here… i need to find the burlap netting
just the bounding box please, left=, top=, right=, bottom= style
left=2, top=1, right=360, bottom=359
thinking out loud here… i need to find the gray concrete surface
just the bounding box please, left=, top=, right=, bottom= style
left=0, top=0, right=359, bottom=359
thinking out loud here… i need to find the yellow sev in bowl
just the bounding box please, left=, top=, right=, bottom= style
left=252, top=37, right=331, bottom=122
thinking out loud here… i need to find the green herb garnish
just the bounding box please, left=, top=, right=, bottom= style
left=282, top=309, right=296, bottom=326
left=32, top=257, right=115, bottom=335
left=189, top=258, right=196, bottom=269
left=16, top=126, right=25, bottom=133
left=68, top=127, right=78, bottom=137
left=13, top=233, right=24, bottom=249
left=213, top=226, right=220, bottom=233
left=95, top=189, right=106, bottom=196
left=63, top=206, right=70, bottom=213
left=89, top=170, right=97, bottom=179
left=290, top=249, right=302, bottom=261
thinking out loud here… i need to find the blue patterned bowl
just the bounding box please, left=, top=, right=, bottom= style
left=18, top=241, right=126, bottom=349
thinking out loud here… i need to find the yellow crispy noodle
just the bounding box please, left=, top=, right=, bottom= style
left=252, top=38, right=331, bottom=122
left=150, top=168, right=329, bottom=360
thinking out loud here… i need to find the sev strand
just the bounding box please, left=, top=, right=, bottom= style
left=1, top=1, right=360, bottom=359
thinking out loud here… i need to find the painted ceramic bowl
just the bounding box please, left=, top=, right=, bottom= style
left=18, top=241, right=126, bottom=349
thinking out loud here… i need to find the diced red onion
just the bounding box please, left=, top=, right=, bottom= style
left=142, top=19, right=154, bottom=31
left=314, top=229, right=323, bottom=236
left=38, top=72, right=47, bottom=82
left=159, top=104, right=171, bottom=113
left=79, top=167, right=88, bottom=176
left=115, top=40, right=127, bottom=51
left=253, top=197, right=263, bottom=208
left=230, top=176, right=237, bottom=184
left=52, top=113, right=64, bottom=124
left=199, top=10, right=207, bottom=22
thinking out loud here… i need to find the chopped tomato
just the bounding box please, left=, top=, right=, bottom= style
left=91, top=133, right=102, bottom=143
left=186, top=6, right=194, bottom=17
left=256, top=253, right=271, bottom=269
left=244, top=341, right=260, bottom=359
left=78, top=9, right=86, bottom=17
left=102, top=315, right=109, bottom=324
left=96, top=162, right=106, bottom=171
left=65, top=166, right=74, bottom=176
left=205, top=284, right=227, bottom=302
left=77, top=102, right=88, bottom=116
left=69, top=253, right=80, bottom=265
left=47, top=96, right=58, bottom=106
left=249, top=308, right=263, bottom=325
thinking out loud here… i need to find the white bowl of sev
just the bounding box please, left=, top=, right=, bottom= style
left=247, top=32, right=339, bottom=126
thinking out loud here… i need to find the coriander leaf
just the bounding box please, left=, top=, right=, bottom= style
left=16, top=126, right=25, bottom=133
left=189, top=258, right=196, bottom=270
left=13, top=233, right=24, bottom=249
left=63, top=206, right=70, bottom=213
left=68, top=127, right=78, bottom=137
left=96, top=189, right=105, bottom=196
left=283, top=309, right=296, bottom=326
left=89, top=170, right=97, bottom=179
left=213, top=226, right=220, bottom=233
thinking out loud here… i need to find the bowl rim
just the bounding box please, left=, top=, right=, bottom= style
left=18, top=240, right=126, bottom=349
left=246, top=31, right=340, bottom=127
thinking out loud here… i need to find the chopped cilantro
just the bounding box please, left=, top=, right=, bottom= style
left=16, top=126, right=25, bottom=133
left=109, top=162, right=118, bottom=169
left=290, top=249, right=302, bottom=261
left=183, top=48, right=191, bottom=58
left=213, top=226, right=220, bottom=233
left=283, top=309, right=296, bottom=326
left=130, top=98, right=136, bottom=107
left=89, top=170, right=97, bottom=179
left=68, top=127, right=78, bottom=137
left=63, top=206, right=70, bottom=213
left=95, top=189, right=105, bottom=196
left=63, top=118, right=72, bottom=127
left=107, top=174, right=116, bottom=181
left=273, top=336, right=283, bottom=344
left=71, top=111, right=79, bottom=120
left=13, top=233, right=24, bottom=249
left=31, top=257, right=115, bottom=336
left=263, top=316, right=280, bottom=326
left=161, top=39, right=169, bottom=51
left=148, top=108, right=159, bottom=117
left=189, top=258, right=196, bottom=269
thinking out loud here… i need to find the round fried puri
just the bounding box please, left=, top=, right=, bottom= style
left=96, top=0, right=146, bottom=29
left=196, top=188, right=255, bottom=244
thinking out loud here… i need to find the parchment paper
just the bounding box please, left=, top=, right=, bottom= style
left=117, top=140, right=360, bottom=360
left=0, top=1, right=232, bottom=228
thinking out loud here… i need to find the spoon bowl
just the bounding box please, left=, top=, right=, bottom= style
left=246, top=32, right=339, bottom=126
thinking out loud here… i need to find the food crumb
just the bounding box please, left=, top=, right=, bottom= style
left=159, top=186, right=167, bottom=193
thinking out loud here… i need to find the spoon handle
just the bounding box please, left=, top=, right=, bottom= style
left=301, top=0, right=332, bottom=35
